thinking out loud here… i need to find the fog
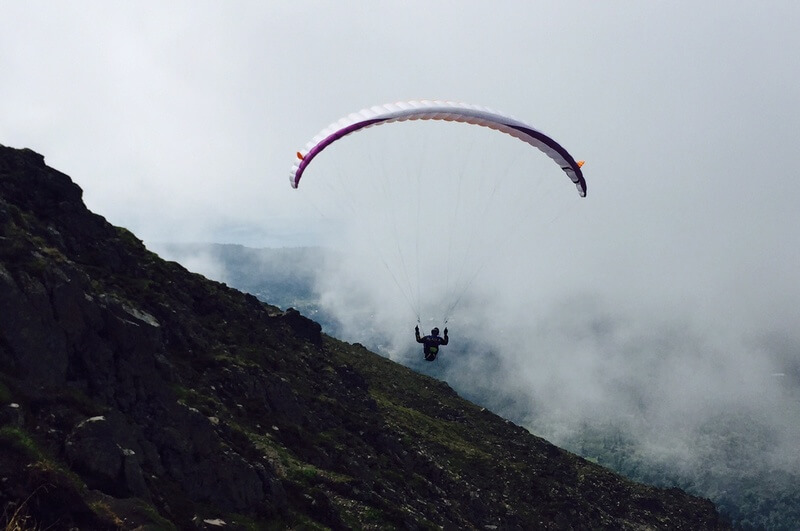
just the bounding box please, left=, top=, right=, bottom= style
left=284, top=120, right=800, bottom=476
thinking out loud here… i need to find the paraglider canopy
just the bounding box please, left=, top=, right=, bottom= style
left=290, top=100, right=586, bottom=197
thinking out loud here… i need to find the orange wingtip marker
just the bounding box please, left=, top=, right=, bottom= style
left=296, top=151, right=304, bottom=160
left=577, top=160, right=585, bottom=168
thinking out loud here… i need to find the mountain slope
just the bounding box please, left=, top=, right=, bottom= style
left=0, top=144, right=727, bottom=529
left=157, top=245, right=800, bottom=530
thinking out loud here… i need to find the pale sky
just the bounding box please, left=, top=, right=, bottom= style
left=3, top=1, right=800, bottom=475
left=4, top=1, right=797, bottom=331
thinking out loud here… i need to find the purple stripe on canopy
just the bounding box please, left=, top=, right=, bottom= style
left=507, top=124, right=586, bottom=196
left=293, top=118, right=384, bottom=188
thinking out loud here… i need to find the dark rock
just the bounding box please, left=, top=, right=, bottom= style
left=282, top=307, right=322, bottom=346
left=65, top=412, right=150, bottom=499
left=0, top=402, right=23, bottom=426
left=0, top=266, right=69, bottom=386
left=65, top=416, right=128, bottom=496
left=264, top=376, right=304, bottom=422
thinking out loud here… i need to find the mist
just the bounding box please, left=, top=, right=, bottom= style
left=320, top=241, right=800, bottom=477
left=273, top=117, right=800, bottom=483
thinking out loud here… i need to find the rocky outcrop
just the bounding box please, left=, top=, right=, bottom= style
left=0, top=144, right=728, bottom=530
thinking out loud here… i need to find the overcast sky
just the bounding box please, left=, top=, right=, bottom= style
left=3, top=1, right=800, bottom=475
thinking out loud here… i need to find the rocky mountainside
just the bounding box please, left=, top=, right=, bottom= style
left=0, top=144, right=728, bottom=530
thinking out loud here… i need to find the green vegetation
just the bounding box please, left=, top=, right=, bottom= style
left=0, top=426, right=86, bottom=493
left=372, top=391, right=489, bottom=461
left=0, top=381, right=11, bottom=405
left=87, top=500, right=125, bottom=528
left=0, top=426, right=45, bottom=462
left=173, top=384, right=225, bottom=418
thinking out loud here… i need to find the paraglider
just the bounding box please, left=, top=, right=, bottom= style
left=290, top=100, right=586, bottom=357
left=415, top=325, right=449, bottom=362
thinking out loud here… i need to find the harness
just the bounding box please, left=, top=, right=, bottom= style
left=423, top=336, right=442, bottom=361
